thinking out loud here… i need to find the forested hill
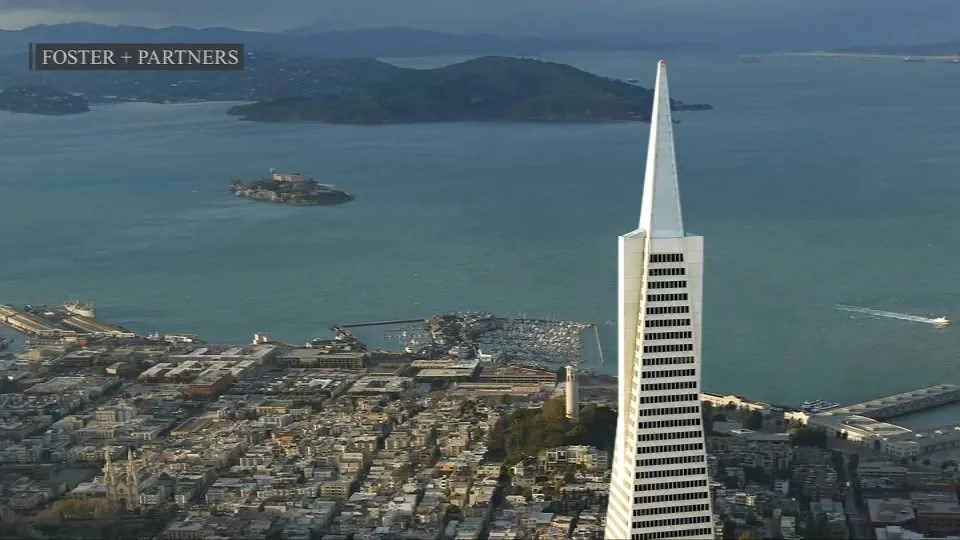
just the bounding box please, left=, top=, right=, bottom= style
left=227, top=55, right=711, bottom=124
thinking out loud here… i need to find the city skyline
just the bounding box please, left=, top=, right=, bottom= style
left=605, top=61, right=713, bottom=540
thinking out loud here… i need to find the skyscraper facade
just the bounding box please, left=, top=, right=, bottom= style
left=603, top=61, right=714, bottom=540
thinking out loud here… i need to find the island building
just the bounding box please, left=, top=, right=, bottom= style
left=604, top=61, right=714, bottom=540
left=271, top=170, right=306, bottom=182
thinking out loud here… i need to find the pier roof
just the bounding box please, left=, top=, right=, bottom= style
left=887, top=423, right=960, bottom=448
left=816, top=384, right=960, bottom=420
left=811, top=414, right=911, bottom=440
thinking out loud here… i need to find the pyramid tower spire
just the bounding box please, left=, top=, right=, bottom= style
left=606, top=60, right=713, bottom=540
left=638, top=60, right=685, bottom=239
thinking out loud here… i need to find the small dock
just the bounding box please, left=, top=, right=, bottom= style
left=339, top=319, right=425, bottom=328
left=324, top=318, right=426, bottom=351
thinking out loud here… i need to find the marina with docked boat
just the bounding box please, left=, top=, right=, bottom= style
left=0, top=300, right=620, bottom=413
left=1, top=299, right=954, bottom=422
left=0, top=300, right=604, bottom=374
left=309, top=312, right=601, bottom=372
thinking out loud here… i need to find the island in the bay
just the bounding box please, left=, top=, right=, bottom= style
left=0, top=85, right=89, bottom=115
left=0, top=52, right=710, bottom=121
left=227, top=56, right=711, bottom=124
left=230, top=170, right=354, bottom=206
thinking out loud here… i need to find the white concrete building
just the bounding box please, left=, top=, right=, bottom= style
left=603, top=61, right=714, bottom=540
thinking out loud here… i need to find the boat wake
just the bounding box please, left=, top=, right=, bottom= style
left=836, top=304, right=949, bottom=326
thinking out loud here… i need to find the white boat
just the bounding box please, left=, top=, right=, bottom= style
left=64, top=300, right=96, bottom=319
left=932, top=317, right=949, bottom=327
left=811, top=402, right=840, bottom=412
left=801, top=399, right=840, bottom=412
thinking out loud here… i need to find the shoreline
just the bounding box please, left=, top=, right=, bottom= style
left=767, top=51, right=959, bottom=60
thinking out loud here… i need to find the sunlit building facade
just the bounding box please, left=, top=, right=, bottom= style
left=603, top=61, right=713, bottom=540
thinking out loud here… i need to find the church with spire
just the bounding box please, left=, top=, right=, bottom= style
left=103, top=446, right=150, bottom=510
left=603, top=60, right=714, bottom=540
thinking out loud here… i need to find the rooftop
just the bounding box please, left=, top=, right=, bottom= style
left=416, top=368, right=474, bottom=379
left=867, top=498, right=915, bottom=524
left=279, top=348, right=364, bottom=360
left=348, top=375, right=412, bottom=394
left=479, top=364, right=557, bottom=379
left=915, top=501, right=960, bottom=516
left=190, top=369, right=233, bottom=386
left=889, top=424, right=960, bottom=443
left=812, top=414, right=912, bottom=439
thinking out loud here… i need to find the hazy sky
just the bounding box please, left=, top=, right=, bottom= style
left=0, top=0, right=958, bottom=48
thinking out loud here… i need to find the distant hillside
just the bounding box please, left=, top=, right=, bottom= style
left=0, top=52, right=401, bottom=103
left=227, top=56, right=710, bottom=124
left=0, top=86, right=89, bottom=115
left=0, top=53, right=710, bottom=123
left=837, top=39, right=960, bottom=56
left=0, top=23, right=678, bottom=58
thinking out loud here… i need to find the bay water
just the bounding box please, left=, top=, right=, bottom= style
left=2, top=51, right=959, bottom=406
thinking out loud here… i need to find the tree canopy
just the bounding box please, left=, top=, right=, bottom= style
left=790, top=426, right=827, bottom=448
left=487, top=399, right=616, bottom=465
left=228, top=56, right=710, bottom=124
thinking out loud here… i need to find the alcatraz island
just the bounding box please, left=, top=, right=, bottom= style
left=230, top=170, right=354, bottom=206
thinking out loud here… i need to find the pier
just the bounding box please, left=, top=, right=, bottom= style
left=0, top=304, right=61, bottom=336
left=0, top=303, right=135, bottom=339
left=807, top=384, right=960, bottom=458
left=339, top=319, right=425, bottom=328
left=816, top=384, right=960, bottom=421
left=61, top=315, right=135, bottom=338
left=772, top=51, right=959, bottom=61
